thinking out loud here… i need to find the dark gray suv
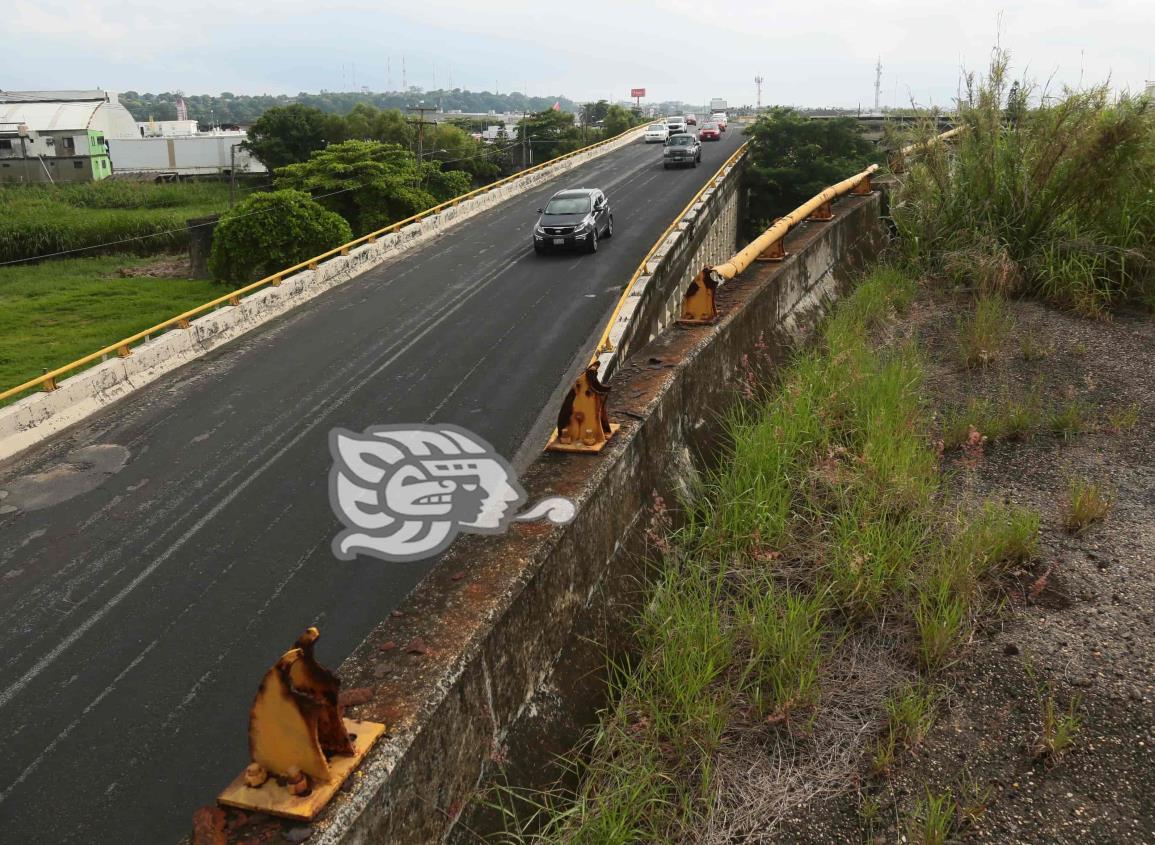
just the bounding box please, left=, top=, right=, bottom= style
left=663, top=132, right=702, bottom=169
left=532, top=188, right=614, bottom=254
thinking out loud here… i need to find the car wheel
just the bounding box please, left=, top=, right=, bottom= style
left=533, top=243, right=544, bottom=255
left=663, top=162, right=670, bottom=169
left=588, top=230, right=598, bottom=254
left=605, top=215, right=614, bottom=238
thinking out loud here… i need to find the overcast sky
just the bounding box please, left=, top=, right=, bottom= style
left=3, top=0, right=1152, bottom=108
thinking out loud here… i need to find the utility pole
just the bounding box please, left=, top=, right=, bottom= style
left=402, top=56, right=407, bottom=93
left=407, top=103, right=438, bottom=160
left=754, top=74, right=764, bottom=110
left=229, top=144, right=236, bottom=207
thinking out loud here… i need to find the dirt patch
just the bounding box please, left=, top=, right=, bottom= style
left=117, top=254, right=194, bottom=278
left=771, top=293, right=1155, bottom=844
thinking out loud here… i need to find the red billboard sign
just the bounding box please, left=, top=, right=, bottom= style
left=630, top=88, right=646, bottom=98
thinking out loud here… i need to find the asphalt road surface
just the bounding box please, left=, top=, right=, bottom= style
left=0, top=127, right=744, bottom=843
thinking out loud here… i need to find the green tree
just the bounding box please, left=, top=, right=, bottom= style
left=425, top=122, right=501, bottom=180
left=745, top=107, right=879, bottom=225
left=208, top=190, right=352, bottom=283
left=343, top=103, right=413, bottom=146
left=520, top=109, right=585, bottom=164
left=603, top=104, right=637, bottom=138
left=275, top=140, right=472, bottom=234
left=243, top=105, right=346, bottom=170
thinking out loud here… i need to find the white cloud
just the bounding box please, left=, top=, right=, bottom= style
left=1, top=0, right=1150, bottom=104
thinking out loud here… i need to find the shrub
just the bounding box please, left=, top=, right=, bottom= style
left=208, top=189, right=352, bottom=284
left=893, top=49, right=1155, bottom=314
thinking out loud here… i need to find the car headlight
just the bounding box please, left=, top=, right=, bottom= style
left=576, top=217, right=595, bottom=232
left=534, top=224, right=545, bottom=235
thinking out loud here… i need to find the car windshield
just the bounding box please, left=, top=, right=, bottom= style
left=668, top=135, right=695, bottom=146
left=703, top=123, right=718, bottom=129
left=544, top=195, right=592, bottom=214
left=667, top=119, right=682, bottom=124
left=648, top=124, right=665, bottom=131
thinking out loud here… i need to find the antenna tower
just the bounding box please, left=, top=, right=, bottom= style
left=874, top=58, right=883, bottom=113
left=754, top=74, right=764, bottom=110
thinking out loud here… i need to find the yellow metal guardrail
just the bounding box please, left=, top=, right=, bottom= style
left=548, top=124, right=963, bottom=453
left=592, top=141, right=750, bottom=358
left=547, top=140, right=750, bottom=453
left=0, top=121, right=651, bottom=404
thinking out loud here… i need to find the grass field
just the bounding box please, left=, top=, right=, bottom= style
left=0, top=180, right=258, bottom=264
left=0, top=255, right=221, bottom=395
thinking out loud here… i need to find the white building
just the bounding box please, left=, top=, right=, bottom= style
left=0, top=90, right=138, bottom=183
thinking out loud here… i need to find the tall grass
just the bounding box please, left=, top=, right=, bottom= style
left=495, top=265, right=1041, bottom=842
left=0, top=181, right=246, bottom=263
left=892, top=49, right=1155, bottom=315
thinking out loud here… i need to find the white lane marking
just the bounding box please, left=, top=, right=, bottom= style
left=0, top=250, right=534, bottom=713
left=0, top=134, right=729, bottom=715
left=0, top=239, right=531, bottom=672
left=0, top=639, right=157, bottom=804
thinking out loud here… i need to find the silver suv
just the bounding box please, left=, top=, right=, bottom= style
left=665, top=116, right=687, bottom=136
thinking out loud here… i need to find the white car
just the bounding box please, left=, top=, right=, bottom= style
left=666, top=117, right=688, bottom=136
left=643, top=122, right=670, bottom=143
left=710, top=112, right=728, bottom=131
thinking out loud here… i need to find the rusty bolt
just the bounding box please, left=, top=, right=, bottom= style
left=285, top=766, right=310, bottom=796
left=243, top=762, right=268, bottom=788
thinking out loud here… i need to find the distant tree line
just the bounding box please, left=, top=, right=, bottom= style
left=118, top=89, right=581, bottom=125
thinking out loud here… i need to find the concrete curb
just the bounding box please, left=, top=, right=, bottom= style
left=0, top=126, right=648, bottom=464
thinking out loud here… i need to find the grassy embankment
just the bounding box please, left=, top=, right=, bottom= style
left=0, top=181, right=252, bottom=395
left=493, top=264, right=1044, bottom=843
left=0, top=256, right=221, bottom=394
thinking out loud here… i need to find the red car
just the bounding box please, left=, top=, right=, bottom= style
left=699, top=122, right=721, bottom=141
left=685, top=114, right=697, bottom=126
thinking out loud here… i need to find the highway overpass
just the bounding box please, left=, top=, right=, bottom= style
left=0, top=128, right=744, bottom=843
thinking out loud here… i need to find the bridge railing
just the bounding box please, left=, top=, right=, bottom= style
left=0, top=121, right=650, bottom=405
left=548, top=124, right=963, bottom=454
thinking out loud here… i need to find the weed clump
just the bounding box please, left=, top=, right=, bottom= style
left=892, top=49, right=1155, bottom=315
left=1062, top=477, right=1113, bottom=535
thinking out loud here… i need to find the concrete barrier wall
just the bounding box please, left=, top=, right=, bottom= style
left=0, top=126, right=648, bottom=464
left=597, top=154, right=745, bottom=382
left=200, top=191, right=888, bottom=845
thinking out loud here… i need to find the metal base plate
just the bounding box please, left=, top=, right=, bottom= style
left=217, top=718, right=386, bottom=821
left=546, top=423, right=621, bottom=453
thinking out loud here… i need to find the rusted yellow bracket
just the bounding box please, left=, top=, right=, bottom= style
left=547, top=364, right=620, bottom=453
left=678, top=268, right=719, bottom=325
left=217, top=627, right=385, bottom=821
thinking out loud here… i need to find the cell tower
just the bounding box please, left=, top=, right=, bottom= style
left=402, top=56, right=407, bottom=92
left=874, top=58, right=883, bottom=113
left=175, top=91, right=188, bottom=121
left=754, top=74, right=764, bottom=110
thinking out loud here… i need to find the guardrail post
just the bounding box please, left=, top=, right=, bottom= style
left=755, top=223, right=790, bottom=262
left=117, top=345, right=132, bottom=358
left=547, top=365, right=619, bottom=453
left=851, top=174, right=874, bottom=196
left=176, top=318, right=191, bottom=330
left=807, top=201, right=835, bottom=222
left=227, top=295, right=241, bottom=306
left=678, top=268, right=718, bottom=325
left=42, top=371, right=57, bottom=392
